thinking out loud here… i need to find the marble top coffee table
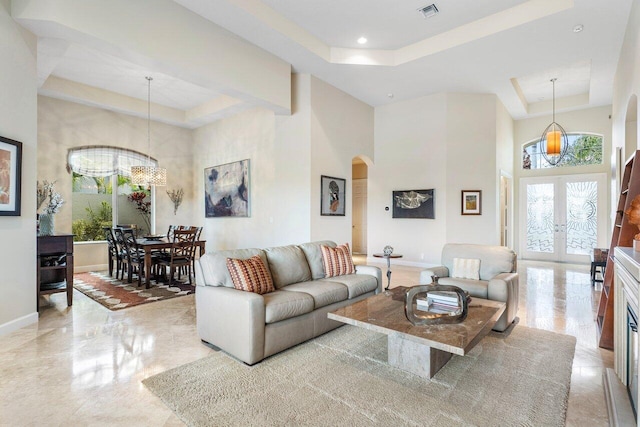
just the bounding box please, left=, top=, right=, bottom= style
left=328, top=287, right=506, bottom=379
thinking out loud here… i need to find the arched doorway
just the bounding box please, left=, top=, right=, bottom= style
left=352, top=156, right=369, bottom=254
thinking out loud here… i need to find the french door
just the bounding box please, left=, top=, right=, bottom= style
left=519, top=173, right=607, bottom=263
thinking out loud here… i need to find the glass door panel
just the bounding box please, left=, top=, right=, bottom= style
left=565, top=181, right=598, bottom=256
left=526, top=183, right=555, bottom=254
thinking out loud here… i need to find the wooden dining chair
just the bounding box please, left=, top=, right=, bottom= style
left=116, top=227, right=155, bottom=286
left=157, top=228, right=198, bottom=285
left=103, top=227, right=122, bottom=278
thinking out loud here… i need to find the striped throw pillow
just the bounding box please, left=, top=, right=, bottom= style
left=451, top=258, right=481, bottom=280
left=321, top=243, right=355, bottom=278
left=226, top=255, right=275, bottom=294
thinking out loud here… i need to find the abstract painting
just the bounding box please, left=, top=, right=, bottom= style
left=204, top=159, right=250, bottom=217
left=321, top=175, right=346, bottom=216
left=392, top=189, right=434, bottom=219
left=0, top=136, right=22, bottom=216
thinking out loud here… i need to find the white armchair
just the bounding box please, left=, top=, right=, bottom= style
left=419, top=243, right=519, bottom=332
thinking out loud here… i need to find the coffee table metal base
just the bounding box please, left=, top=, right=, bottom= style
left=388, top=333, right=453, bottom=379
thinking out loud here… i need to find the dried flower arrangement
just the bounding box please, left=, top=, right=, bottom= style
left=37, top=180, right=64, bottom=214
left=167, top=188, right=184, bottom=215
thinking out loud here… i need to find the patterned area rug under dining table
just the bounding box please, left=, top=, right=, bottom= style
left=73, top=271, right=194, bottom=310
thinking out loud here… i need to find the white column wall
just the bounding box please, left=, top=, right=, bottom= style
left=0, top=0, right=38, bottom=334
left=309, top=76, right=374, bottom=245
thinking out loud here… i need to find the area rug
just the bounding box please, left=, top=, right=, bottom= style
left=73, top=271, right=194, bottom=310
left=143, top=324, right=576, bottom=426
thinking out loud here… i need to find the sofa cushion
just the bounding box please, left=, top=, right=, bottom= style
left=264, top=245, right=312, bottom=289
left=439, top=277, right=489, bottom=299
left=199, top=248, right=269, bottom=288
left=226, top=255, right=275, bottom=295
left=263, top=290, right=315, bottom=324
left=320, top=274, right=378, bottom=299
left=299, top=241, right=337, bottom=280
left=452, top=258, right=481, bottom=280
left=282, top=281, right=349, bottom=309
left=321, top=243, right=355, bottom=278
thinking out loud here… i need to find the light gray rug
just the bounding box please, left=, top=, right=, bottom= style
left=143, top=325, right=576, bottom=426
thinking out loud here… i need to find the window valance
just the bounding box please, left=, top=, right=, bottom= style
left=67, top=146, right=158, bottom=177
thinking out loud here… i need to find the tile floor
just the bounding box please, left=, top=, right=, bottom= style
left=0, top=259, right=612, bottom=425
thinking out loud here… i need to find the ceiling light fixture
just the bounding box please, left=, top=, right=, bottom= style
left=131, top=76, right=167, bottom=187
left=387, top=93, right=394, bottom=98
left=357, top=37, right=367, bottom=45
left=573, top=24, right=584, bottom=33
left=538, top=78, right=568, bottom=166
left=418, top=4, right=439, bottom=19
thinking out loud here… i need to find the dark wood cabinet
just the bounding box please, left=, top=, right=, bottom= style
left=37, top=234, right=74, bottom=311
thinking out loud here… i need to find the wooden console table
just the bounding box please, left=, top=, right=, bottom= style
left=37, top=234, right=74, bottom=311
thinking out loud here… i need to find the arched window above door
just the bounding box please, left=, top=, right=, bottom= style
left=522, top=133, right=603, bottom=169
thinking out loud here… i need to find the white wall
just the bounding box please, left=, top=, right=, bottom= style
left=0, top=0, right=38, bottom=334
left=371, top=93, right=448, bottom=265
left=37, top=96, right=195, bottom=269
left=371, top=93, right=509, bottom=266
left=309, top=76, right=374, bottom=244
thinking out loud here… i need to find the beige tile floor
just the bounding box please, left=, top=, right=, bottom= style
left=0, top=259, right=612, bottom=425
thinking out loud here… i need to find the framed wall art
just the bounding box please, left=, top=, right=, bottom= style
left=321, top=175, right=346, bottom=216
left=204, top=159, right=250, bottom=217
left=392, top=189, right=434, bottom=219
left=0, top=136, right=23, bottom=216
left=461, top=190, right=482, bottom=215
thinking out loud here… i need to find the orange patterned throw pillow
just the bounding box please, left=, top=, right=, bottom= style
left=321, top=243, right=356, bottom=278
left=226, top=255, right=275, bottom=294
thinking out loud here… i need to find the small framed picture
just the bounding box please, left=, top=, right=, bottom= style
left=461, top=190, right=481, bottom=215
left=321, top=175, right=346, bottom=216
left=0, top=136, right=23, bottom=216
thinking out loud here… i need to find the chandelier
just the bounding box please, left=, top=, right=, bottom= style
left=538, top=78, right=568, bottom=166
left=131, top=76, right=167, bottom=186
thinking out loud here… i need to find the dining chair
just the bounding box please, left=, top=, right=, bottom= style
left=157, top=228, right=198, bottom=285
left=117, top=227, right=155, bottom=286
left=103, top=227, right=122, bottom=278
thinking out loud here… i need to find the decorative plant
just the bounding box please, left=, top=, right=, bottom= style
left=128, top=191, right=151, bottom=233
left=37, top=180, right=64, bottom=214
left=71, top=202, right=113, bottom=242
left=625, top=195, right=640, bottom=240
left=166, top=188, right=184, bottom=215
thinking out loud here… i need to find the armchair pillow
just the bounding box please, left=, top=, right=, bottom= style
left=226, top=255, right=275, bottom=294
left=452, top=258, right=481, bottom=280
left=321, top=243, right=356, bottom=277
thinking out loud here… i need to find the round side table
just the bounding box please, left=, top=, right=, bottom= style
left=372, top=253, right=403, bottom=290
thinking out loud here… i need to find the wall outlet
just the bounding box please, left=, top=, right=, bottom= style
left=420, top=253, right=425, bottom=260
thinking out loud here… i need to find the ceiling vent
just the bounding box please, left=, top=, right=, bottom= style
left=417, top=4, right=439, bottom=19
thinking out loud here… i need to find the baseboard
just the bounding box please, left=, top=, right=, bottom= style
left=0, top=312, right=38, bottom=337
left=74, top=264, right=108, bottom=273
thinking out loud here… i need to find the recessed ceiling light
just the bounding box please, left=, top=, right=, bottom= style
left=573, top=24, right=584, bottom=33
left=418, top=4, right=439, bottom=19
left=357, top=37, right=367, bottom=45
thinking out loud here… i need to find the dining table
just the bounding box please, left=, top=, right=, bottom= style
left=136, top=237, right=206, bottom=288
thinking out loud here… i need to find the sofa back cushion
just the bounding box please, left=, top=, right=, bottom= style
left=298, top=240, right=337, bottom=280
left=442, top=244, right=516, bottom=281
left=199, top=248, right=269, bottom=288
left=264, top=245, right=312, bottom=289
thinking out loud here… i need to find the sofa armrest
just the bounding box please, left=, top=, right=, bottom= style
left=195, top=285, right=266, bottom=365
left=195, top=258, right=207, bottom=286
left=355, top=265, right=383, bottom=294
left=419, top=266, right=449, bottom=284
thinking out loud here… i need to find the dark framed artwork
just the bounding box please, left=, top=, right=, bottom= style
left=461, top=190, right=482, bottom=215
left=392, top=189, right=434, bottom=219
left=321, top=175, right=346, bottom=216
left=204, top=159, right=250, bottom=217
left=0, top=136, right=23, bottom=216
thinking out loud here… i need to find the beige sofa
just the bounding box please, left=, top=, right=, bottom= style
left=419, top=243, right=519, bottom=332
left=194, top=240, right=382, bottom=365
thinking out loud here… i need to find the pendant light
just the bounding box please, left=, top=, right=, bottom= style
left=131, top=76, right=167, bottom=186
left=538, top=78, right=568, bottom=166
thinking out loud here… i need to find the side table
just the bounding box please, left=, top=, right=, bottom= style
left=591, top=248, right=608, bottom=287
left=373, top=253, right=403, bottom=290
